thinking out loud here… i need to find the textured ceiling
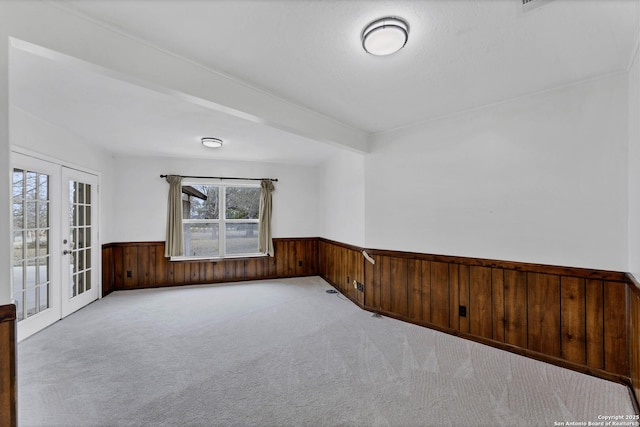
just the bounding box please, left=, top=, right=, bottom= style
left=57, top=0, right=639, bottom=132
left=9, top=0, right=640, bottom=163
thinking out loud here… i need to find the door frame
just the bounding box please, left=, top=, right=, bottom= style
left=11, top=147, right=101, bottom=341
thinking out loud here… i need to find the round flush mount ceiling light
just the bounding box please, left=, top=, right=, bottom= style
left=362, top=16, right=409, bottom=56
left=201, top=137, right=223, bottom=148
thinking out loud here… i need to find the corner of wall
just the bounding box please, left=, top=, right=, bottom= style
left=317, top=150, right=366, bottom=247
left=628, top=40, right=640, bottom=277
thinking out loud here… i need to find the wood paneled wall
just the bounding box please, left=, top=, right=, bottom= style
left=318, top=239, right=630, bottom=384
left=627, top=275, right=640, bottom=412
left=102, top=237, right=637, bottom=407
left=0, top=304, right=17, bottom=427
left=318, top=239, right=364, bottom=306
left=102, top=238, right=318, bottom=293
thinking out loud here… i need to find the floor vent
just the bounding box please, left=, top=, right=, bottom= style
left=522, top=0, right=554, bottom=13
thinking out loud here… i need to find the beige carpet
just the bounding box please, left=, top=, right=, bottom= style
left=18, top=276, right=634, bottom=426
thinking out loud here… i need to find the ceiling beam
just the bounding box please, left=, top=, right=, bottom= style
left=7, top=1, right=369, bottom=154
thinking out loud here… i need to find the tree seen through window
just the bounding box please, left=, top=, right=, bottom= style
left=182, top=184, right=260, bottom=257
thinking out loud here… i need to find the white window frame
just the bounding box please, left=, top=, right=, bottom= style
left=173, top=179, right=263, bottom=261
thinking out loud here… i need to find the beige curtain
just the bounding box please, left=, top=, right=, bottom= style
left=164, top=175, right=184, bottom=257
left=258, top=179, right=275, bottom=256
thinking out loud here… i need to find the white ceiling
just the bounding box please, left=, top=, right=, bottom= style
left=9, top=0, right=640, bottom=164
left=10, top=47, right=336, bottom=164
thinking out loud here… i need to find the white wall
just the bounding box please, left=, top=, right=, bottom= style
left=317, top=150, right=365, bottom=247
left=0, top=2, right=637, bottom=308
left=629, top=44, right=640, bottom=278
left=366, top=74, right=629, bottom=271
left=112, top=156, right=319, bottom=242
left=10, top=107, right=115, bottom=243
left=0, top=22, right=9, bottom=304
left=0, top=0, right=364, bottom=304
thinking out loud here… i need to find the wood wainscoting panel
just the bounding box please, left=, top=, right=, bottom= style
left=357, top=245, right=630, bottom=384
left=469, top=266, right=493, bottom=339
left=111, top=244, right=125, bottom=289
left=101, top=248, right=114, bottom=297
left=275, top=240, right=289, bottom=277
left=212, top=260, right=226, bottom=282
left=322, top=241, right=634, bottom=388
left=430, top=261, right=451, bottom=329
left=452, top=264, right=464, bottom=332
left=0, top=304, right=17, bottom=427
left=318, top=240, right=332, bottom=289
left=503, top=270, right=528, bottom=349
left=390, top=257, right=409, bottom=318
left=224, top=259, right=244, bottom=282
left=491, top=268, right=505, bottom=343
left=342, top=246, right=352, bottom=297
left=244, top=256, right=276, bottom=281
left=527, top=273, right=561, bottom=358
left=318, top=239, right=364, bottom=305
left=169, top=260, right=186, bottom=286
left=378, top=256, right=392, bottom=313
left=334, top=245, right=348, bottom=295
left=585, top=279, right=605, bottom=370
left=628, top=278, right=640, bottom=411
left=560, top=277, right=587, bottom=365
left=420, top=261, right=432, bottom=324
left=101, top=245, right=114, bottom=297
left=123, top=245, right=139, bottom=288
left=152, top=244, right=166, bottom=286
left=407, top=259, right=423, bottom=321
left=106, top=239, right=633, bottom=391
left=352, top=248, right=365, bottom=306
left=364, top=251, right=377, bottom=309
left=138, top=244, right=151, bottom=286
left=603, top=281, right=627, bottom=376
left=103, top=238, right=315, bottom=291
left=448, top=264, right=460, bottom=331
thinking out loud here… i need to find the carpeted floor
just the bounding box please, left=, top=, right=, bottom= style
left=18, top=276, right=634, bottom=427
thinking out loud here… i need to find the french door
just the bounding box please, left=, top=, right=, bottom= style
left=61, top=167, right=99, bottom=317
left=12, top=153, right=99, bottom=341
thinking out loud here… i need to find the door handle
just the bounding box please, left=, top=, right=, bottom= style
left=63, top=250, right=70, bottom=255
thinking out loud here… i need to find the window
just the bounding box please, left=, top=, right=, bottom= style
left=180, top=182, right=261, bottom=258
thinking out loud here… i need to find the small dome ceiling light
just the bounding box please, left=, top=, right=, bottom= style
left=201, top=137, right=223, bottom=148
left=362, top=16, right=409, bottom=56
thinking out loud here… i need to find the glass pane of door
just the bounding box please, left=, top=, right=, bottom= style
left=61, top=167, right=98, bottom=317
left=12, top=168, right=51, bottom=321
left=68, top=180, right=93, bottom=297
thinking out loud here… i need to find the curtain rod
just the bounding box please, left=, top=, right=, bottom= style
left=160, top=174, right=278, bottom=182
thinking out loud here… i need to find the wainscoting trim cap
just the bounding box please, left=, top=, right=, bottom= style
left=103, top=237, right=320, bottom=249
left=364, top=247, right=628, bottom=282
left=103, top=239, right=628, bottom=282
left=102, top=241, right=164, bottom=248
left=627, top=273, right=640, bottom=292
left=318, top=238, right=364, bottom=252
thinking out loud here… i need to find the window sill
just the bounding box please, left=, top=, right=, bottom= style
left=169, top=253, right=268, bottom=262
